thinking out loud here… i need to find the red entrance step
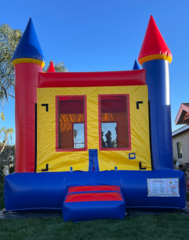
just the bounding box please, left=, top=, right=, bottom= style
left=62, top=185, right=126, bottom=222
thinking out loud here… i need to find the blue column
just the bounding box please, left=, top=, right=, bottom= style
left=142, top=59, right=174, bottom=170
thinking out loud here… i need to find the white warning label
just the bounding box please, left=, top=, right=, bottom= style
left=147, top=178, right=180, bottom=197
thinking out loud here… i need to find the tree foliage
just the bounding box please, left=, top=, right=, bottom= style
left=0, top=24, right=22, bottom=101
left=0, top=82, right=8, bottom=102
left=0, top=24, right=67, bottom=103
left=43, top=61, right=67, bottom=73
left=0, top=112, right=14, bottom=155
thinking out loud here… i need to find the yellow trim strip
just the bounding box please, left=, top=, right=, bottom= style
left=138, top=54, right=172, bottom=65
left=12, top=58, right=45, bottom=67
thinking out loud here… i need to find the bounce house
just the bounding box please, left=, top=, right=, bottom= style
left=4, top=16, right=186, bottom=222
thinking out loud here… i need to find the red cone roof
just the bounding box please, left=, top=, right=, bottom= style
left=138, top=15, right=172, bottom=65
left=47, top=61, right=56, bottom=72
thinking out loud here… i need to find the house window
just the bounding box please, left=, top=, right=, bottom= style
left=56, top=96, right=87, bottom=151
left=177, top=141, right=182, bottom=159
left=99, top=95, right=131, bottom=150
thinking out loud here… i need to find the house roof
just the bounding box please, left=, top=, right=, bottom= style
left=138, top=15, right=172, bottom=65
left=183, top=103, right=189, bottom=107
left=172, top=125, right=189, bottom=137
left=175, top=103, right=189, bottom=125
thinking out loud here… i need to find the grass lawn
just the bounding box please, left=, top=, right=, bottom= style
left=1, top=185, right=189, bottom=240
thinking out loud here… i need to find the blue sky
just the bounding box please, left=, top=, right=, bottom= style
left=1, top=0, right=189, bottom=144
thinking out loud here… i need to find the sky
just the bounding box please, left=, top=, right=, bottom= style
left=1, top=0, right=189, bottom=144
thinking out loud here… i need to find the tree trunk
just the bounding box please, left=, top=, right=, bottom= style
left=0, top=133, right=8, bottom=155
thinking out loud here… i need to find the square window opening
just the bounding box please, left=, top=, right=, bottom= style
left=99, top=95, right=130, bottom=150
left=56, top=96, right=87, bottom=151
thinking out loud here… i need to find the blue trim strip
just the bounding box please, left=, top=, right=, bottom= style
left=88, top=150, right=94, bottom=171
left=93, top=149, right=99, bottom=171
left=88, top=149, right=99, bottom=171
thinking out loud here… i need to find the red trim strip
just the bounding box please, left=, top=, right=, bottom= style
left=68, top=185, right=121, bottom=193
left=38, top=70, right=146, bottom=88
left=59, top=96, right=83, bottom=101
left=65, top=192, right=123, bottom=203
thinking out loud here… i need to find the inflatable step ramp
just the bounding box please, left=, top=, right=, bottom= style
left=62, top=185, right=126, bottom=222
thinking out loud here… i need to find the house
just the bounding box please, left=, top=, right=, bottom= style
left=172, top=125, right=189, bottom=163
left=173, top=103, right=189, bottom=163
left=175, top=103, right=189, bottom=125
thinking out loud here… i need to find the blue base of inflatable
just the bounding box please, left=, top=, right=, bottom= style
left=4, top=170, right=186, bottom=212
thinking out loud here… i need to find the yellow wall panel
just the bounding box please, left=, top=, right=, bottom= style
left=37, top=85, right=151, bottom=172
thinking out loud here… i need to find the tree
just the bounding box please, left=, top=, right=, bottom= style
left=43, top=61, right=67, bottom=73
left=0, top=24, right=67, bottom=103
left=0, top=24, right=21, bottom=101
left=0, top=144, right=15, bottom=168
left=73, top=130, right=77, bottom=148
left=0, top=82, right=8, bottom=103
left=0, top=112, right=14, bottom=155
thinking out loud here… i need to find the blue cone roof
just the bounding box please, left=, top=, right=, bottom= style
left=12, top=18, right=45, bottom=62
left=133, top=60, right=141, bottom=70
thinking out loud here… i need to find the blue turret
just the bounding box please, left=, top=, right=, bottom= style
left=133, top=60, right=141, bottom=70
left=138, top=16, right=173, bottom=170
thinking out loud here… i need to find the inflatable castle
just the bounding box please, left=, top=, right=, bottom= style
left=4, top=16, right=186, bottom=222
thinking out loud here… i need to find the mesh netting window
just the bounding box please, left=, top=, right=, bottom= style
left=99, top=95, right=130, bottom=150
left=57, top=96, right=86, bottom=150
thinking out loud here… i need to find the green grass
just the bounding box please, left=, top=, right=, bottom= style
left=0, top=213, right=189, bottom=240
left=1, top=187, right=189, bottom=240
